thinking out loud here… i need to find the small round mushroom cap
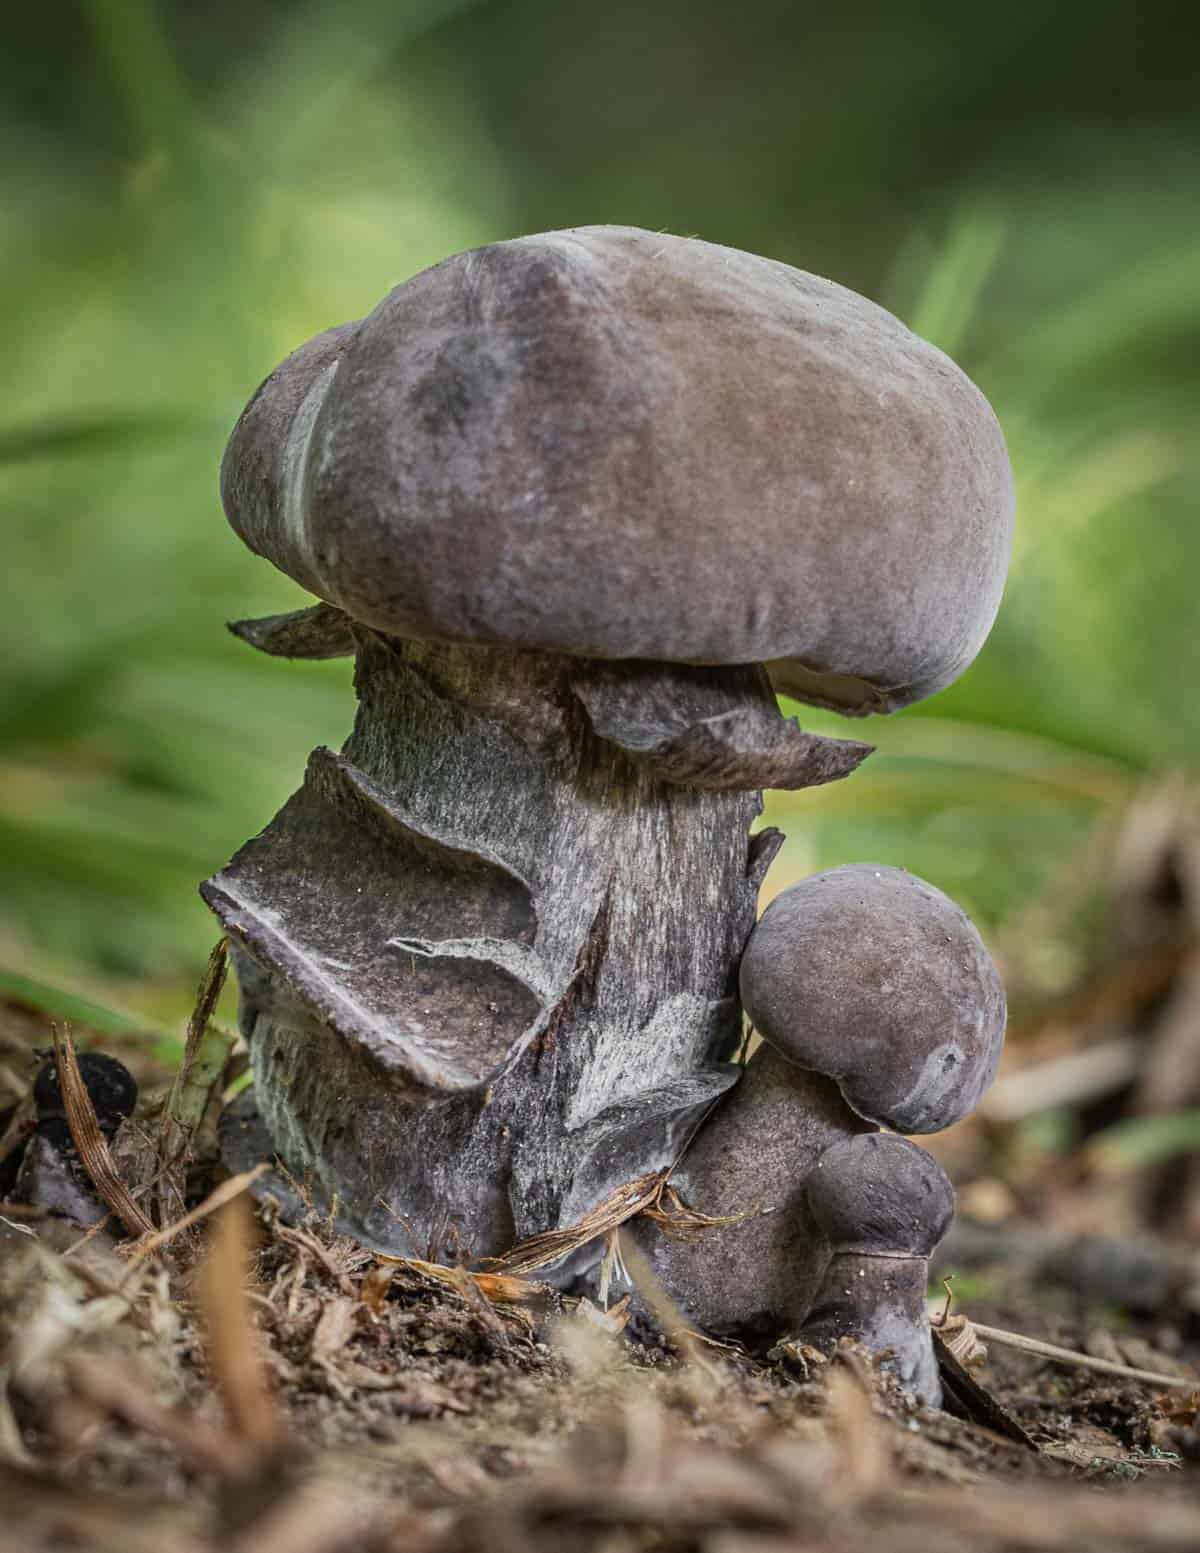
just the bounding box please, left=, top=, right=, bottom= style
left=806, top=1133, right=955, bottom=1257
left=34, top=1051, right=138, bottom=1138
left=739, top=864, right=1006, bottom=1132
left=221, top=226, right=1013, bottom=713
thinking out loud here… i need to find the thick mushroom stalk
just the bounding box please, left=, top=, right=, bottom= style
left=801, top=1134, right=955, bottom=1404
left=208, top=638, right=867, bottom=1257
left=628, top=1046, right=875, bottom=1342
left=204, top=228, right=1013, bottom=1304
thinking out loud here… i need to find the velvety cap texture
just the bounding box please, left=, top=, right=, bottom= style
left=739, top=864, right=1006, bottom=1132
left=806, top=1133, right=955, bottom=1255
left=222, top=226, right=1014, bottom=712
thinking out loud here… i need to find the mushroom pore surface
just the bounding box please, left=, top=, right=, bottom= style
left=739, top=864, right=1006, bottom=1132
left=220, top=225, right=1013, bottom=713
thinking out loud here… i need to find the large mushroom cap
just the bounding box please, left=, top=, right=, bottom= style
left=739, top=864, right=1006, bottom=1132
left=222, top=226, right=1013, bottom=714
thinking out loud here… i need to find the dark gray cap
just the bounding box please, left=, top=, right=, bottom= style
left=739, top=864, right=1006, bottom=1132
left=806, top=1133, right=955, bottom=1257
left=222, top=226, right=1013, bottom=713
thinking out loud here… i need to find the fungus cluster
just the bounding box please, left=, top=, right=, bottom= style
left=638, top=865, right=1004, bottom=1394
left=205, top=226, right=1013, bottom=1403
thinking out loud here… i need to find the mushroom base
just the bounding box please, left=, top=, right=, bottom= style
left=628, top=1048, right=875, bottom=1341
left=801, top=1252, right=942, bottom=1405
left=204, top=633, right=789, bottom=1263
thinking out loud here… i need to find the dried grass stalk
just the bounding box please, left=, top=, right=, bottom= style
left=195, top=1195, right=284, bottom=1453
left=51, top=1024, right=155, bottom=1238
left=484, top=1169, right=667, bottom=1275
left=126, top=1163, right=270, bottom=1267
left=639, top=1182, right=748, bottom=1239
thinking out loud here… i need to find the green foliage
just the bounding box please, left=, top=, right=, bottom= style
left=2, top=2, right=1198, bottom=1004
left=1086, top=1111, right=1200, bottom=1177
left=1, top=1, right=499, bottom=991
left=768, top=191, right=1200, bottom=929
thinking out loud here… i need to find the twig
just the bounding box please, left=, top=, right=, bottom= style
left=124, top=1163, right=271, bottom=1267
left=968, top=1322, right=1197, bottom=1390
left=0, top=1063, right=26, bottom=1101
left=0, top=1092, right=35, bottom=1168
left=196, top=1195, right=286, bottom=1452
left=157, top=939, right=233, bottom=1222
left=61, top=1213, right=114, bottom=1258
left=167, top=939, right=231, bottom=1131
left=66, top=1352, right=246, bottom=1475
left=934, top=1277, right=1195, bottom=1390
left=51, top=1024, right=155, bottom=1238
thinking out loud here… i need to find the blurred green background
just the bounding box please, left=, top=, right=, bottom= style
left=3, top=0, right=1198, bottom=1031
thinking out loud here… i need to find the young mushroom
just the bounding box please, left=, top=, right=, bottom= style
left=637, top=865, right=1004, bottom=1381
left=203, top=227, right=1013, bottom=1284
left=14, top=1052, right=138, bottom=1224
left=741, top=865, right=1007, bottom=1136
left=802, top=1133, right=955, bottom=1403
left=628, top=1048, right=876, bottom=1344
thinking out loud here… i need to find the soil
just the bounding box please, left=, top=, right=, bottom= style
left=3, top=996, right=1200, bottom=1553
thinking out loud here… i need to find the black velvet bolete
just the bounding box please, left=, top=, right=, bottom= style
left=14, top=1052, right=139, bottom=1224
left=203, top=225, right=1013, bottom=1390
left=634, top=865, right=1002, bottom=1400
left=741, top=865, right=1007, bottom=1134
left=222, top=227, right=1011, bottom=713
left=803, top=1134, right=955, bottom=1400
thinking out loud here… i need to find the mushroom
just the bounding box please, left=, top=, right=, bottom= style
left=802, top=1133, right=954, bottom=1403
left=628, top=1046, right=877, bottom=1343
left=740, top=865, right=1007, bottom=1135
left=14, top=1052, right=138, bottom=1224
left=203, top=226, right=1013, bottom=1267
left=636, top=864, right=1003, bottom=1347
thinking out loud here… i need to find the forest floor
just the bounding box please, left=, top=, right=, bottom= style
left=2, top=991, right=1199, bottom=1553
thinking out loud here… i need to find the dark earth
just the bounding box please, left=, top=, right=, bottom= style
left=2, top=993, right=1199, bottom=1553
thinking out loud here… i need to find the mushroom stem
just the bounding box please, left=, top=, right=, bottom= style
left=802, top=1251, right=941, bottom=1401
left=800, top=1133, right=955, bottom=1406
left=205, top=632, right=804, bottom=1262
left=632, top=1045, right=874, bottom=1342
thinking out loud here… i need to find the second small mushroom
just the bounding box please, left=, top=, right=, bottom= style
left=638, top=864, right=1005, bottom=1402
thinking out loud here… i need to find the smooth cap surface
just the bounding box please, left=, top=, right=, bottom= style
left=806, top=1132, right=955, bottom=1255
left=222, top=226, right=1013, bottom=713
left=739, top=864, right=1006, bottom=1132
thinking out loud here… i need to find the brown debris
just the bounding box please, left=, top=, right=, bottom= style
left=64, top=1352, right=246, bottom=1477
left=194, top=1196, right=286, bottom=1455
